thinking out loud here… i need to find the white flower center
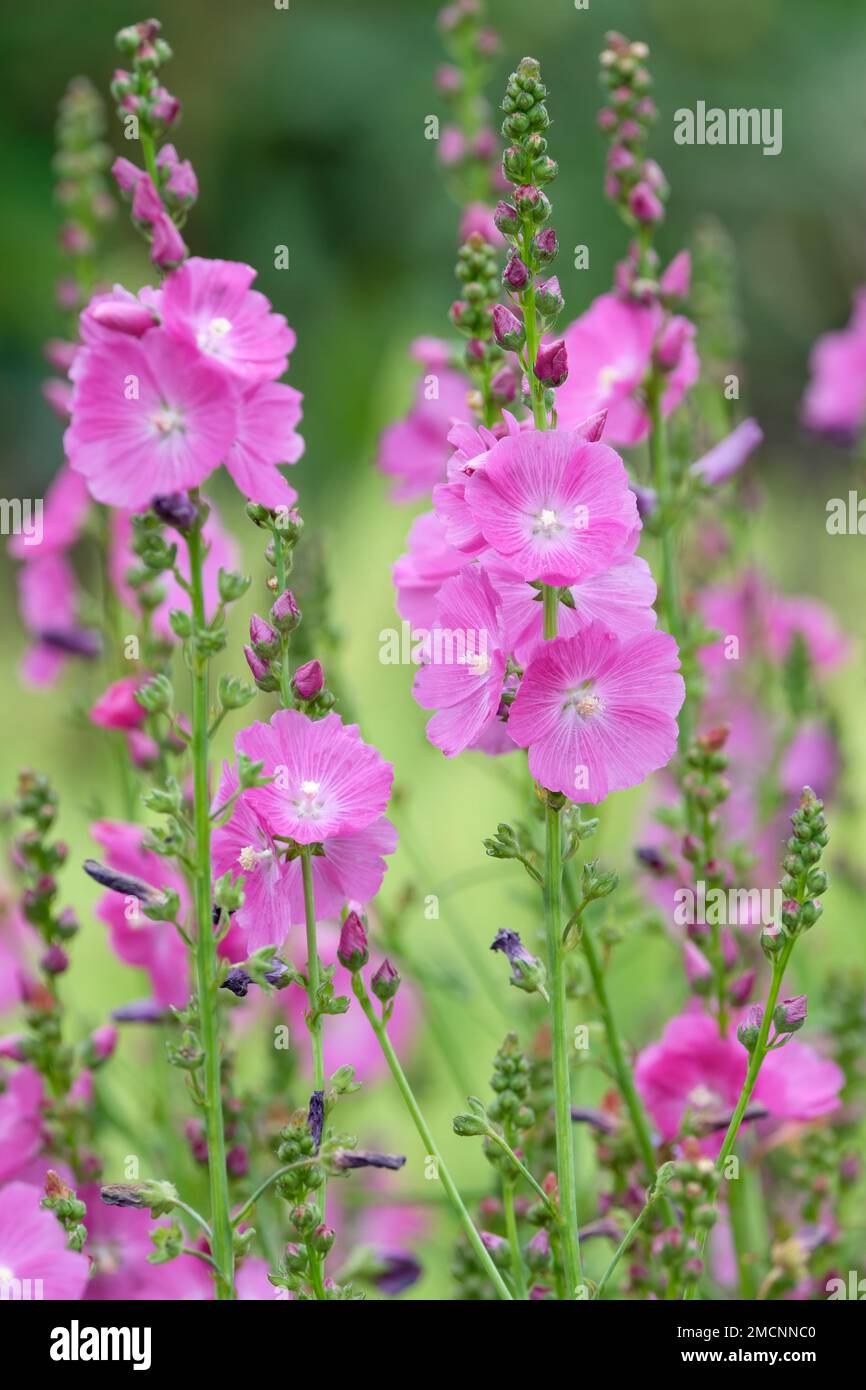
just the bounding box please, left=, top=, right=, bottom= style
left=197, top=316, right=233, bottom=353
left=598, top=364, right=625, bottom=391
left=0, top=1265, right=13, bottom=1284
left=151, top=406, right=185, bottom=437
left=564, top=687, right=603, bottom=719
left=466, top=650, right=491, bottom=677
left=238, top=845, right=271, bottom=872
left=539, top=508, right=558, bottom=529
left=688, top=1084, right=719, bottom=1110
left=295, top=779, right=325, bottom=820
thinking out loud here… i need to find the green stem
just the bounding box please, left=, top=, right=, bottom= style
left=187, top=519, right=234, bottom=1300
left=300, top=848, right=325, bottom=1093
left=541, top=585, right=583, bottom=1296
left=568, top=871, right=676, bottom=1230
left=684, top=937, right=795, bottom=1299
left=351, top=973, right=513, bottom=1301
left=726, top=1164, right=758, bottom=1299
left=484, top=1130, right=559, bottom=1220
left=502, top=1177, right=528, bottom=1300
left=593, top=1187, right=663, bottom=1300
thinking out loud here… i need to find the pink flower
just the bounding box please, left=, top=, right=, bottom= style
left=699, top=576, right=848, bottom=682
left=392, top=511, right=467, bottom=631
left=237, top=710, right=394, bottom=843
left=16, top=553, right=100, bottom=687
left=89, top=677, right=148, bottom=731
left=780, top=722, right=840, bottom=803
left=66, top=330, right=237, bottom=508
left=463, top=429, right=639, bottom=585
left=160, top=257, right=295, bottom=383
left=481, top=548, right=656, bottom=665
left=508, top=623, right=684, bottom=802
left=557, top=292, right=698, bottom=446
left=802, top=287, right=866, bottom=440
left=0, top=1182, right=89, bottom=1299
left=0, top=1067, right=44, bottom=1181
left=635, top=1009, right=844, bottom=1152
left=225, top=380, right=304, bottom=507
left=8, top=464, right=90, bottom=560
left=432, top=412, right=524, bottom=557
left=280, top=924, right=417, bottom=1085
left=459, top=202, right=503, bottom=245
left=213, top=713, right=398, bottom=943
left=378, top=357, right=469, bottom=501
left=413, top=566, right=508, bottom=757
left=90, top=821, right=190, bottom=1008
left=149, top=211, right=187, bottom=269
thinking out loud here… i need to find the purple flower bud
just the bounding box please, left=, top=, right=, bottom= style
left=152, top=492, right=199, bottom=533
left=337, top=910, right=369, bottom=971
left=532, top=227, right=558, bottom=265
left=629, top=181, right=664, bottom=225
left=597, top=107, right=618, bottom=132
left=331, top=1149, right=406, bottom=1171
left=270, top=588, right=300, bottom=633
left=307, top=1090, right=325, bottom=1150
left=220, top=968, right=253, bottom=998
left=292, top=659, right=324, bottom=701
left=607, top=144, right=635, bottom=173
left=492, top=303, right=525, bottom=350
left=774, top=995, right=808, bottom=1034
left=535, top=276, right=564, bottom=317
left=249, top=614, right=280, bottom=660
left=83, top=859, right=163, bottom=907
left=374, top=1252, right=422, bottom=1296
left=244, top=642, right=271, bottom=686
left=737, top=1004, right=764, bottom=1052
left=513, top=183, right=540, bottom=212
left=534, top=338, right=568, bottom=387
left=111, top=999, right=167, bottom=1024
left=502, top=251, right=530, bottom=290
left=371, top=958, right=401, bottom=1003
left=89, top=299, right=157, bottom=337
left=41, top=945, right=69, bottom=976
left=493, top=200, right=519, bottom=235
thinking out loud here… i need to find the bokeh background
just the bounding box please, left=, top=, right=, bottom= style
left=1, top=0, right=864, bottom=1297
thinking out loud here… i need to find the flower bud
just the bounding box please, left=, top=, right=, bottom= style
left=249, top=614, right=281, bottom=659
left=270, top=588, right=301, bottom=633
left=337, top=910, right=369, bottom=971
left=532, top=227, right=558, bottom=264
left=502, top=252, right=530, bottom=290
left=629, top=181, right=664, bottom=225
left=152, top=492, right=199, bottom=532
left=493, top=200, right=520, bottom=236
left=773, top=995, right=807, bottom=1034
left=535, top=275, right=563, bottom=317
left=90, top=299, right=157, bottom=336
left=534, top=338, right=568, bottom=387
left=737, top=1005, right=763, bottom=1052
left=655, top=316, right=692, bottom=371
left=492, top=303, right=525, bottom=350
left=292, top=659, right=324, bottom=701
left=371, top=959, right=401, bottom=1002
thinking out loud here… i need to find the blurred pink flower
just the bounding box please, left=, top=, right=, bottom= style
left=89, top=677, right=148, bottom=731
left=0, top=1067, right=44, bottom=1181
left=635, top=1009, right=844, bottom=1154
left=802, top=287, right=866, bottom=440
left=0, top=1181, right=89, bottom=1299
left=392, top=511, right=466, bottom=630
left=378, top=354, right=468, bottom=501
left=557, top=292, right=698, bottom=446
left=90, top=821, right=190, bottom=1008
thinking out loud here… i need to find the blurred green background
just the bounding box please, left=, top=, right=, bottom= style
left=0, top=0, right=864, bottom=1297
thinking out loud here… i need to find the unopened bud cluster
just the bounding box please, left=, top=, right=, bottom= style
left=434, top=2, right=501, bottom=205
left=450, top=234, right=513, bottom=415
left=495, top=57, right=567, bottom=412
left=598, top=32, right=666, bottom=228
